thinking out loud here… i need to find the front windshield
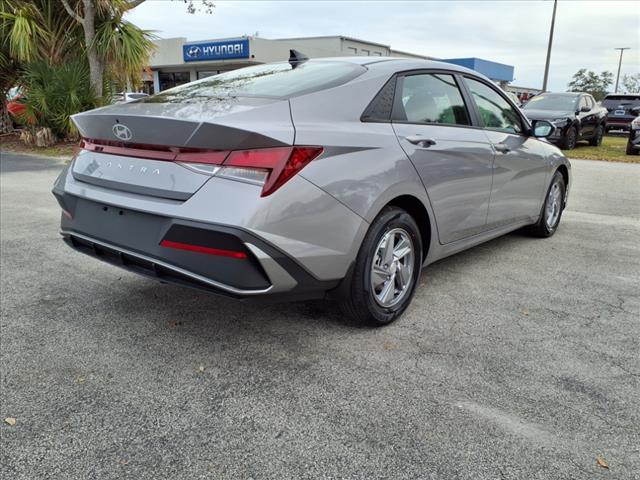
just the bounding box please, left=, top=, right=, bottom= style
left=523, top=95, right=578, bottom=111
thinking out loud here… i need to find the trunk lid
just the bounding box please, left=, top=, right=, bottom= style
left=70, top=97, right=293, bottom=200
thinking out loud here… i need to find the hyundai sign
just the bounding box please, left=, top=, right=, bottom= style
left=183, top=39, right=250, bottom=62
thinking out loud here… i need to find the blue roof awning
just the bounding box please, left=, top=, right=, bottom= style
left=442, top=57, right=514, bottom=82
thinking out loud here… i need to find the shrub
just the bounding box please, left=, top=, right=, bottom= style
left=18, top=59, right=98, bottom=140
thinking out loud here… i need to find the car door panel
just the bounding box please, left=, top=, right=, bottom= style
left=393, top=124, right=494, bottom=244
left=462, top=76, right=548, bottom=229
left=482, top=130, right=549, bottom=227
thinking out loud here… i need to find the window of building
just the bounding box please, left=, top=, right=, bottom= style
left=347, top=47, right=357, bottom=55
left=197, top=71, right=220, bottom=80
left=465, top=77, right=523, bottom=134
left=396, top=74, right=470, bottom=126
left=159, top=71, right=190, bottom=91
left=372, top=51, right=382, bottom=56
left=361, top=49, right=370, bottom=56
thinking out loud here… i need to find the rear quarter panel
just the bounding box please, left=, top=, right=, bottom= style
left=290, top=73, right=438, bottom=263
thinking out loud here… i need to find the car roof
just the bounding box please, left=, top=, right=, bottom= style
left=310, top=56, right=476, bottom=71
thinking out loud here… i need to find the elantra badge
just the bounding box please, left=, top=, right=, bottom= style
left=112, top=123, right=132, bottom=141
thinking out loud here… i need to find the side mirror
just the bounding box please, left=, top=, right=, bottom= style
left=631, top=106, right=640, bottom=116
left=580, top=105, right=591, bottom=113
left=532, top=119, right=554, bottom=138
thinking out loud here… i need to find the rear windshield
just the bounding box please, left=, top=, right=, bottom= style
left=142, top=61, right=366, bottom=103
left=602, top=96, right=640, bottom=108
left=522, top=94, right=578, bottom=111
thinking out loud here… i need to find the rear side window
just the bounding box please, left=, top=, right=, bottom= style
left=395, top=74, right=470, bottom=126
left=142, top=61, right=366, bottom=102
left=465, top=77, right=523, bottom=134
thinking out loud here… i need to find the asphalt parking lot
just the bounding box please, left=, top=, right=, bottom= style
left=1, top=152, right=639, bottom=479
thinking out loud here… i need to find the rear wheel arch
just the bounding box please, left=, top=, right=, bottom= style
left=384, top=195, right=432, bottom=261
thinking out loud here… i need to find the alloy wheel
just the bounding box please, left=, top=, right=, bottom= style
left=545, top=181, right=562, bottom=229
left=370, top=228, right=415, bottom=308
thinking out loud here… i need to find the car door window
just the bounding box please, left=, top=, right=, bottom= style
left=579, top=96, right=589, bottom=110
left=397, top=74, right=471, bottom=126
left=465, top=77, right=523, bottom=134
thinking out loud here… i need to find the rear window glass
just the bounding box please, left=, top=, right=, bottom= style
left=602, top=96, right=640, bottom=108
left=142, top=61, right=366, bottom=103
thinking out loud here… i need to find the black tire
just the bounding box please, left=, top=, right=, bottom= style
left=559, top=126, right=578, bottom=150
left=341, top=206, right=423, bottom=326
left=525, top=171, right=566, bottom=238
left=589, top=124, right=604, bottom=146
left=626, top=140, right=639, bottom=155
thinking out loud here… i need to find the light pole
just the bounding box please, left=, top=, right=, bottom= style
left=614, top=48, right=630, bottom=93
left=542, top=0, right=558, bottom=92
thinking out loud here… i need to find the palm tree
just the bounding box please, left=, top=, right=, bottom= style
left=2, top=0, right=155, bottom=97
left=59, top=0, right=155, bottom=97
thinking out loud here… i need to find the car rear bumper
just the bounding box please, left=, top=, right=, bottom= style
left=605, top=118, right=633, bottom=130
left=54, top=193, right=340, bottom=301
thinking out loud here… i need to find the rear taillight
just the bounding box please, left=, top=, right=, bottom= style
left=222, top=146, right=323, bottom=197
left=79, top=139, right=323, bottom=197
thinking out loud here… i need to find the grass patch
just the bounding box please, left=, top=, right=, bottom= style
left=0, top=132, right=76, bottom=159
left=567, top=134, right=638, bottom=163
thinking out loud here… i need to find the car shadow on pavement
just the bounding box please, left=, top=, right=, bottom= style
left=108, top=228, right=535, bottom=338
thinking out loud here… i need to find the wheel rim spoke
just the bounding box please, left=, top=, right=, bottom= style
left=371, top=265, right=388, bottom=287
left=379, top=276, right=396, bottom=304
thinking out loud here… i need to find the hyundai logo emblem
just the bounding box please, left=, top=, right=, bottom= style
left=112, top=123, right=132, bottom=141
left=186, top=45, right=201, bottom=58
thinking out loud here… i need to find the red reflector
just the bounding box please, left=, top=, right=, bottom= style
left=224, top=146, right=324, bottom=196
left=80, top=139, right=228, bottom=164
left=160, top=240, right=247, bottom=260
left=159, top=240, right=247, bottom=259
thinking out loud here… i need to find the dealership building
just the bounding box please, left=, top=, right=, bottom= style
left=145, top=35, right=519, bottom=94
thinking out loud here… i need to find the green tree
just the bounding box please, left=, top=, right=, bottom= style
left=567, top=69, right=613, bottom=101
left=621, top=73, right=640, bottom=94
left=58, top=0, right=213, bottom=97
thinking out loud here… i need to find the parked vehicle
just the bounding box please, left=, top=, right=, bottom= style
left=53, top=56, right=570, bottom=326
left=112, top=92, right=149, bottom=104
left=6, top=87, right=26, bottom=124
left=602, top=94, right=640, bottom=132
left=522, top=92, right=607, bottom=149
left=626, top=115, right=640, bottom=155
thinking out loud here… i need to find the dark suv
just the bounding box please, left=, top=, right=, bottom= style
left=603, top=94, right=640, bottom=132
left=522, top=92, right=607, bottom=150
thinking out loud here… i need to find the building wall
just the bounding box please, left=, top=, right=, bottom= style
left=145, top=35, right=512, bottom=94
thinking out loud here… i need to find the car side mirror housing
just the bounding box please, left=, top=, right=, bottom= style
left=532, top=119, right=554, bottom=138
left=631, top=106, right=640, bottom=116
left=580, top=105, right=591, bottom=113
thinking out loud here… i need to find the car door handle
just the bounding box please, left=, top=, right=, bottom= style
left=406, top=136, right=436, bottom=148
left=494, top=143, right=511, bottom=154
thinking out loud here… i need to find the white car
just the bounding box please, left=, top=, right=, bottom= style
left=113, top=92, right=149, bottom=104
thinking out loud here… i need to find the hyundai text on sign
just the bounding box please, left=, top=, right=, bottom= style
left=183, top=39, right=250, bottom=62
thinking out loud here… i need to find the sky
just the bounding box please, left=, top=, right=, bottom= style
left=126, top=0, right=640, bottom=92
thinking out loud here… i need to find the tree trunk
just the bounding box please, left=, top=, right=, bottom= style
left=82, top=0, right=104, bottom=98
left=0, top=101, right=12, bottom=135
